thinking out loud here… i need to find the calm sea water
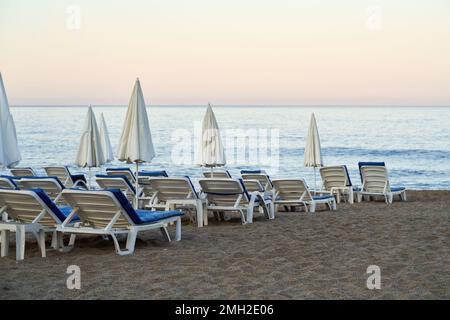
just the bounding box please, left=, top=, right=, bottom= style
left=9, top=106, right=450, bottom=190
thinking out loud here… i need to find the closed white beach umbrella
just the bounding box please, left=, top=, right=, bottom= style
left=0, top=72, right=21, bottom=169
left=117, top=78, right=155, bottom=208
left=75, top=106, right=106, bottom=188
left=197, top=103, right=226, bottom=176
left=99, top=113, right=114, bottom=162
left=304, top=113, right=323, bottom=192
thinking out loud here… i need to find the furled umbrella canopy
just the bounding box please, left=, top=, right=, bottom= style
left=304, top=112, right=323, bottom=192
left=0, top=72, right=21, bottom=168
left=99, top=113, right=114, bottom=162
left=196, top=103, right=226, bottom=175
left=75, top=106, right=106, bottom=188
left=117, top=78, right=155, bottom=208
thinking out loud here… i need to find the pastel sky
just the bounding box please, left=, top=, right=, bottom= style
left=1, top=0, right=449, bottom=105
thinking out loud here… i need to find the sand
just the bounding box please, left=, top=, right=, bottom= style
left=0, top=190, right=449, bottom=299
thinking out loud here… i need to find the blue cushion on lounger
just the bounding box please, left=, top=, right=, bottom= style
left=312, top=195, right=335, bottom=200
left=241, top=169, right=264, bottom=174
left=106, top=167, right=134, bottom=175
left=342, top=165, right=353, bottom=187
left=32, top=188, right=79, bottom=222
left=135, top=210, right=184, bottom=223
left=391, top=186, right=405, bottom=192
left=139, top=170, right=168, bottom=177
left=59, top=206, right=80, bottom=221
left=106, top=189, right=182, bottom=224
left=96, top=174, right=136, bottom=194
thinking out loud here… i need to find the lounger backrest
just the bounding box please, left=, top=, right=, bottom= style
left=0, top=189, right=64, bottom=227
left=106, top=168, right=136, bottom=183
left=137, top=171, right=169, bottom=197
left=320, top=166, right=351, bottom=190
left=95, top=175, right=136, bottom=204
left=199, top=178, right=249, bottom=207
left=360, top=166, right=390, bottom=193
left=202, top=170, right=231, bottom=178
left=61, top=189, right=133, bottom=229
left=44, top=166, right=72, bottom=186
left=241, top=174, right=273, bottom=191
left=149, top=177, right=197, bottom=202
left=10, top=168, right=35, bottom=177
left=358, top=162, right=385, bottom=182
left=242, top=179, right=265, bottom=193
left=17, top=177, right=66, bottom=205
left=272, top=179, right=312, bottom=202
left=0, top=177, right=17, bottom=189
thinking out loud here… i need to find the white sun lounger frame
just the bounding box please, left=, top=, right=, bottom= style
left=272, top=179, right=337, bottom=213
left=146, top=177, right=207, bottom=227
left=57, top=189, right=182, bottom=256
left=0, top=189, right=75, bottom=261
left=319, top=166, right=354, bottom=204
left=358, top=166, right=407, bottom=204
left=199, top=178, right=270, bottom=224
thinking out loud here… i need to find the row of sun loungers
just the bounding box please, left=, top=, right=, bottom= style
left=0, top=163, right=406, bottom=260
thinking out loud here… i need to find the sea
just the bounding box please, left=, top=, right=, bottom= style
left=9, top=105, right=450, bottom=190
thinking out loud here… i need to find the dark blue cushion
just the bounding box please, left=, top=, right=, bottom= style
left=106, top=167, right=134, bottom=175
left=342, top=165, right=353, bottom=187
left=241, top=169, right=263, bottom=174
left=96, top=174, right=136, bottom=194
left=107, top=189, right=183, bottom=225
left=391, top=186, right=405, bottom=192
left=59, top=206, right=80, bottom=221
left=139, top=170, right=168, bottom=177
left=313, top=195, right=335, bottom=200
left=135, top=210, right=184, bottom=223
left=358, top=162, right=386, bottom=182
left=32, top=188, right=72, bottom=222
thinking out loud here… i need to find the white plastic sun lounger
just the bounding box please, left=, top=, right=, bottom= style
left=0, top=189, right=77, bottom=260
left=242, top=179, right=275, bottom=219
left=57, top=189, right=183, bottom=255
left=137, top=170, right=169, bottom=200
left=105, top=167, right=136, bottom=183
left=272, top=179, right=337, bottom=213
left=95, top=175, right=140, bottom=207
left=44, top=166, right=87, bottom=188
left=319, top=165, right=354, bottom=204
left=199, top=178, right=271, bottom=224
left=241, top=170, right=275, bottom=196
left=9, top=167, right=36, bottom=177
left=0, top=176, right=19, bottom=189
left=146, top=177, right=207, bottom=228
left=15, top=176, right=67, bottom=206
left=358, top=166, right=407, bottom=204
left=202, top=170, right=232, bottom=178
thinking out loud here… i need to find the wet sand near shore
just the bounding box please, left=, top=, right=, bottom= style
left=0, top=190, right=449, bottom=299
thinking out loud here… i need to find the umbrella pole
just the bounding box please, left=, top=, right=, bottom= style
left=314, top=167, right=317, bottom=195
left=135, top=162, right=139, bottom=209
left=88, top=167, right=91, bottom=190
left=211, top=167, right=213, bottom=178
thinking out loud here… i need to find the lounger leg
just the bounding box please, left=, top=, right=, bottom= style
left=239, top=210, right=246, bottom=224
left=16, top=226, right=25, bottom=261
left=401, top=192, right=407, bottom=201
left=125, top=231, right=138, bottom=254
left=349, top=189, right=354, bottom=204
left=309, top=203, right=316, bottom=213
left=246, top=207, right=253, bottom=224
left=331, top=199, right=337, bottom=210
left=51, top=230, right=58, bottom=249
left=38, top=230, right=46, bottom=258
left=195, top=200, right=203, bottom=228
left=203, top=203, right=208, bottom=226
left=270, top=202, right=275, bottom=219
left=336, top=192, right=341, bottom=204
left=160, top=226, right=171, bottom=242
left=1, top=230, right=9, bottom=257
left=175, top=217, right=181, bottom=241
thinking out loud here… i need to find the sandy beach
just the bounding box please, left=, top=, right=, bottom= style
left=0, top=190, right=448, bottom=300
